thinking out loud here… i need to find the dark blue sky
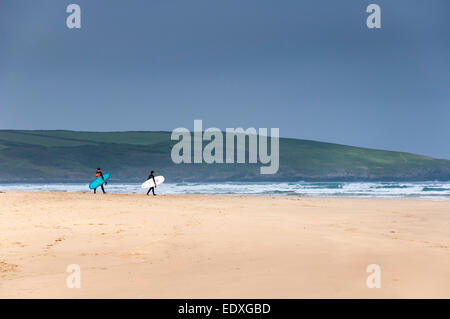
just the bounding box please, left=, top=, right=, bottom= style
left=1, top=0, right=449, bottom=158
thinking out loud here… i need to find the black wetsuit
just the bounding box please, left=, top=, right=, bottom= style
left=147, top=173, right=156, bottom=196
left=94, top=170, right=106, bottom=194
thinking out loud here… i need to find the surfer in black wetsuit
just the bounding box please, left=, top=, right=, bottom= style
left=94, top=167, right=107, bottom=194
left=147, top=170, right=156, bottom=196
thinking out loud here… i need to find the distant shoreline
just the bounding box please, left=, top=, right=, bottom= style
left=0, top=190, right=449, bottom=201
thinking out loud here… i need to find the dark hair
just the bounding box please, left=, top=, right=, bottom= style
left=151, top=171, right=154, bottom=174
left=97, top=167, right=101, bottom=170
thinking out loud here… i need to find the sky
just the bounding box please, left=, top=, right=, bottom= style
left=1, top=0, right=449, bottom=159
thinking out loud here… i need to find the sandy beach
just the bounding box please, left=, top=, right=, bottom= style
left=0, top=191, right=449, bottom=298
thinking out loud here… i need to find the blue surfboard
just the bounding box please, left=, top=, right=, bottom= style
left=89, top=172, right=111, bottom=189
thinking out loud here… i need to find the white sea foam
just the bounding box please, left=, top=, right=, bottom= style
left=1, top=181, right=450, bottom=199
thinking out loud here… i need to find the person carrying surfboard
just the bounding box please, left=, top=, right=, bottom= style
left=94, top=167, right=107, bottom=194
left=147, top=170, right=157, bottom=196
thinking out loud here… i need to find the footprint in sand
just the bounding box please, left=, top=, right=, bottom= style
left=79, top=252, right=100, bottom=256
left=44, top=236, right=66, bottom=251
left=12, top=242, right=26, bottom=248
left=0, top=261, right=18, bottom=273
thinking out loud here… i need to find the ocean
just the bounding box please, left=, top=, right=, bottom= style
left=1, top=181, right=450, bottom=200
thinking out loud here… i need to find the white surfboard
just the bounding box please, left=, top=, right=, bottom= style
left=141, top=175, right=165, bottom=188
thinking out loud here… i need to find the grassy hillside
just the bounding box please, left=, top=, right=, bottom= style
left=0, top=130, right=449, bottom=182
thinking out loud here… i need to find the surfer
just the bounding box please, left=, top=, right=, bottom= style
left=147, top=170, right=156, bottom=196
left=94, top=167, right=107, bottom=194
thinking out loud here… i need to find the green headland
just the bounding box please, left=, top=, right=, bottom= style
left=0, top=130, right=449, bottom=182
